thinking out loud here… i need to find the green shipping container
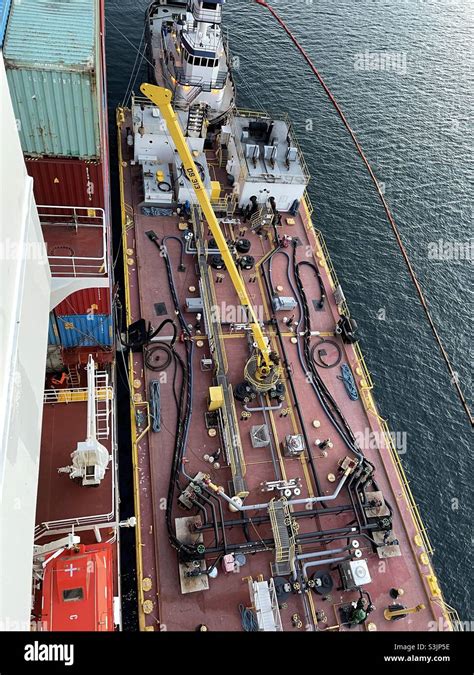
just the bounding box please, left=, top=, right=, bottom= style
left=3, top=0, right=102, bottom=159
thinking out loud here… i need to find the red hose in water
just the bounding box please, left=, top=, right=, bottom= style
left=255, top=0, right=472, bottom=425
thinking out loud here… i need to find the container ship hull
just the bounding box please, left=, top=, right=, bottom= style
left=2, top=0, right=120, bottom=631
left=116, top=0, right=456, bottom=632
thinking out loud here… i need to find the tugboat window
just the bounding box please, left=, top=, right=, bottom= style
left=62, top=588, right=84, bottom=602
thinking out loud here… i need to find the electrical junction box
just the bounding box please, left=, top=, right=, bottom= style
left=185, top=297, right=203, bottom=312
left=210, top=181, right=221, bottom=201
left=339, top=559, right=372, bottom=590
left=272, top=296, right=297, bottom=311
left=142, top=161, right=173, bottom=206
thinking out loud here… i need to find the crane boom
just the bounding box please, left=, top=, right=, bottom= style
left=140, top=83, right=274, bottom=371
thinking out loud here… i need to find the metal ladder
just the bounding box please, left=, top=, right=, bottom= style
left=268, top=498, right=296, bottom=576
left=94, top=369, right=111, bottom=439
left=218, top=144, right=228, bottom=168
left=67, top=364, right=80, bottom=387
left=249, top=205, right=274, bottom=232
left=225, top=193, right=237, bottom=217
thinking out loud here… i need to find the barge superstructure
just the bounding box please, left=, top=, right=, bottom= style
left=116, top=0, right=459, bottom=632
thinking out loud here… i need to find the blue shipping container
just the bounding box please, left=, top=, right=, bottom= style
left=48, top=312, right=60, bottom=346
left=0, top=0, right=12, bottom=47
left=3, top=0, right=101, bottom=158
left=56, top=314, right=113, bottom=348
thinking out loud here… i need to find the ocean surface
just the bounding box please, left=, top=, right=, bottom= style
left=106, top=0, right=473, bottom=628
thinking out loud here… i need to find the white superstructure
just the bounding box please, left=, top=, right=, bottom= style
left=0, top=55, right=51, bottom=630
left=148, top=0, right=235, bottom=119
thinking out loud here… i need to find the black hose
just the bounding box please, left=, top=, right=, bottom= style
left=261, top=247, right=326, bottom=502
left=149, top=317, right=177, bottom=344
left=144, top=343, right=173, bottom=371
left=310, top=338, right=342, bottom=369
left=296, top=259, right=326, bottom=309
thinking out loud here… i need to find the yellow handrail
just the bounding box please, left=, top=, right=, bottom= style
left=117, top=106, right=149, bottom=630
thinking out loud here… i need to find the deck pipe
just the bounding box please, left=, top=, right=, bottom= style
left=195, top=503, right=355, bottom=531
left=244, top=401, right=283, bottom=412
left=212, top=471, right=349, bottom=512
left=292, top=546, right=352, bottom=581
left=194, top=493, right=220, bottom=549
left=297, top=545, right=354, bottom=561
left=259, top=249, right=327, bottom=501
left=302, top=555, right=352, bottom=579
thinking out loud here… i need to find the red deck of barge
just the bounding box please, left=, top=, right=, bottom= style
left=118, top=107, right=454, bottom=633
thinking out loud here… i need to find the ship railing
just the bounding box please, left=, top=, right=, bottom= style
left=301, top=192, right=374, bottom=391
left=353, top=342, right=374, bottom=391
left=170, top=65, right=228, bottom=92
left=229, top=108, right=311, bottom=186
left=233, top=108, right=271, bottom=118
left=211, top=193, right=237, bottom=216
left=302, top=188, right=314, bottom=215
left=117, top=108, right=149, bottom=629
left=432, top=599, right=464, bottom=632
left=192, top=6, right=222, bottom=23
left=379, top=414, right=434, bottom=555
left=95, top=371, right=111, bottom=440
left=38, top=205, right=107, bottom=277
left=284, top=115, right=311, bottom=184
left=302, top=189, right=436, bottom=559
left=131, top=95, right=153, bottom=109
left=43, top=386, right=113, bottom=405
left=34, top=513, right=116, bottom=540
left=210, top=195, right=228, bottom=211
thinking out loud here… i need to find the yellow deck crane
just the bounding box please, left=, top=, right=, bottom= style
left=141, top=83, right=278, bottom=383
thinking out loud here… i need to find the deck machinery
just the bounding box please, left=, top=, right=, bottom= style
left=117, top=0, right=457, bottom=632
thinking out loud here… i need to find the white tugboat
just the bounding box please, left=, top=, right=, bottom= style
left=147, top=0, right=235, bottom=119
